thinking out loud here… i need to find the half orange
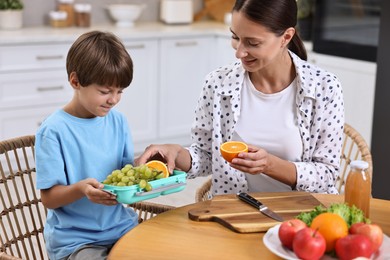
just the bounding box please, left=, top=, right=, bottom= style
left=145, top=160, right=169, bottom=178
left=220, top=141, right=248, bottom=163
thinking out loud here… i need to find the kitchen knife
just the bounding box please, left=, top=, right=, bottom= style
left=237, top=192, right=284, bottom=222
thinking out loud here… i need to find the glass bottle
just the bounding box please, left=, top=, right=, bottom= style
left=58, top=0, right=74, bottom=27
left=344, top=160, right=371, bottom=218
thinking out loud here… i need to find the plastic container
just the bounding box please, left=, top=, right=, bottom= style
left=74, top=3, right=91, bottom=27
left=344, top=160, right=371, bottom=218
left=58, top=0, right=74, bottom=26
left=103, top=170, right=187, bottom=204
left=49, top=11, right=68, bottom=28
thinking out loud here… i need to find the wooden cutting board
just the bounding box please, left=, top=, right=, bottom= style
left=188, top=192, right=323, bottom=233
left=194, top=0, right=235, bottom=22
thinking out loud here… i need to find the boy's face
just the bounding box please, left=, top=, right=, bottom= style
left=77, top=84, right=123, bottom=118
left=69, top=72, right=124, bottom=118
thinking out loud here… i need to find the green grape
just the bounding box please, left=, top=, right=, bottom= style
left=121, top=166, right=130, bottom=173
left=145, top=183, right=152, bottom=191
left=111, top=169, right=121, bottom=176
left=102, top=179, right=111, bottom=184
left=117, top=172, right=125, bottom=179
left=117, top=182, right=126, bottom=186
left=139, top=179, right=147, bottom=189
left=121, top=176, right=130, bottom=183
left=126, top=169, right=135, bottom=177
left=144, top=167, right=152, bottom=178
left=106, top=174, right=113, bottom=180
left=156, top=172, right=165, bottom=179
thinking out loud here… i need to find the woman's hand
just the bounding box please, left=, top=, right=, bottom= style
left=135, top=144, right=191, bottom=173
left=229, top=145, right=271, bottom=174
left=230, top=144, right=297, bottom=187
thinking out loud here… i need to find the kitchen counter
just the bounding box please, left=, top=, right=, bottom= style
left=0, top=21, right=232, bottom=45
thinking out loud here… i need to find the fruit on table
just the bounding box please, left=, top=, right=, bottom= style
left=102, top=162, right=168, bottom=191
left=278, top=219, right=307, bottom=249
left=292, top=227, right=326, bottom=260
left=335, top=234, right=373, bottom=260
left=220, top=141, right=248, bottom=162
left=349, top=223, right=384, bottom=253
left=310, top=212, right=349, bottom=252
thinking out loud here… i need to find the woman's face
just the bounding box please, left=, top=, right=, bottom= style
left=230, top=11, right=293, bottom=72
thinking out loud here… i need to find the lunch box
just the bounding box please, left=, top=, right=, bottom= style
left=103, top=170, right=187, bottom=204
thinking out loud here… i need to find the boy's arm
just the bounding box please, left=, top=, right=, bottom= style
left=40, top=178, right=117, bottom=209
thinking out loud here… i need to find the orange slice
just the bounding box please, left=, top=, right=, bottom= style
left=220, top=141, right=248, bottom=163
left=145, top=160, right=169, bottom=178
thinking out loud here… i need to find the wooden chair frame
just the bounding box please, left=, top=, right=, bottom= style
left=195, top=123, right=373, bottom=202
left=0, top=135, right=174, bottom=260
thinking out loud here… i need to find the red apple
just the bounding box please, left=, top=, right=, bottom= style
left=293, top=227, right=326, bottom=260
left=278, top=219, right=307, bottom=249
left=351, top=223, right=384, bottom=253
left=335, top=234, right=373, bottom=260
left=349, top=222, right=365, bottom=234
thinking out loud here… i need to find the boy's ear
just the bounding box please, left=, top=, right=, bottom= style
left=69, top=72, right=81, bottom=89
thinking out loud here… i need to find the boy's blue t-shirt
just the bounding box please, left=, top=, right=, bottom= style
left=35, top=109, right=138, bottom=260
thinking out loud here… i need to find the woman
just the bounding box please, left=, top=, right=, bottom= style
left=137, top=0, right=344, bottom=195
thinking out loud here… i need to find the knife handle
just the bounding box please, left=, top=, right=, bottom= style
left=237, top=192, right=263, bottom=209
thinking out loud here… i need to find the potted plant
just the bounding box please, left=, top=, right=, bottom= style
left=0, top=0, right=24, bottom=30
left=297, top=0, right=314, bottom=41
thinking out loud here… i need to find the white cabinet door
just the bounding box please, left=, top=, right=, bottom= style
left=0, top=104, right=66, bottom=139
left=159, top=36, right=214, bottom=145
left=114, top=40, right=159, bottom=153
left=214, top=35, right=236, bottom=69
left=308, top=52, right=377, bottom=146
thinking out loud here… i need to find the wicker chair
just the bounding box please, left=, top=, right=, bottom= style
left=195, top=123, right=373, bottom=202
left=0, top=135, right=175, bottom=260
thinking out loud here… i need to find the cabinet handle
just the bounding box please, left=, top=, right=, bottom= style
left=36, top=86, right=64, bottom=92
left=175, top=41, right=198, bottom=47
left=36, top=55, right=64, bottom=60
left=126, top=44, right=145, bottom=49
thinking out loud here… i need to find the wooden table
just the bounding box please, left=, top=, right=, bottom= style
left=108, top=193, right=390, bottom=260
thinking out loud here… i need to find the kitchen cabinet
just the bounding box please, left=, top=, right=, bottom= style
left=0, top=44, right=72, bottom=140
left=307, top=52, right=377, bottom=147
left=114, top=39, right=159, bottom=153
left=158, top=36, right=214, bottom=147
left=214, top=35, right=236, bottom=69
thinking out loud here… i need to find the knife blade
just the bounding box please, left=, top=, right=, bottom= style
left=237, top=192, right=284, bottom=222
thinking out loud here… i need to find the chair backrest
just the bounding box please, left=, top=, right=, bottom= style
left=338, top=123, right=372, bottom=194
left=195, top=123, right=373, bottom=202
left=0, top=135, right=47, bottom=260
left=0, top=135, right=175, bottom=260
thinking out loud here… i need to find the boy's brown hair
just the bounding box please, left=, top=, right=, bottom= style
left=66, top=31, right=133, bottom=88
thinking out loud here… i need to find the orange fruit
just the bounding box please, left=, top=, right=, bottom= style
left=310, top=212, right=348, bottom=252
left=145, top=160, right=169, bottom=178
left=220, top=141, right=248, bottom=163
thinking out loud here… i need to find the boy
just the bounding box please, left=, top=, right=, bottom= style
left=35, top=31, right=138, bottom=260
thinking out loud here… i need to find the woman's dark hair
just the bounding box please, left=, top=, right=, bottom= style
left=233, top=0, right=307, bottom=61
left=66, top=31, right=133, bottom=88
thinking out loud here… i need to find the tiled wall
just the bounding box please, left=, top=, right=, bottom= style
left=22, top=0, right=204, bottom=27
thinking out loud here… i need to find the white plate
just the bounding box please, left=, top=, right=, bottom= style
left=263, top=224, right=390, bottom=260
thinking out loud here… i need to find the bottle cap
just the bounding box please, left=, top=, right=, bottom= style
left=350, top=160, right=369, bottom=170
left=49, top=11, right=67, bottom=20
left=74, top=3, right=92, bottom=12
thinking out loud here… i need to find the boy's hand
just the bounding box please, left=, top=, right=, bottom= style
left=82, top=178, right=118, bottom=206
